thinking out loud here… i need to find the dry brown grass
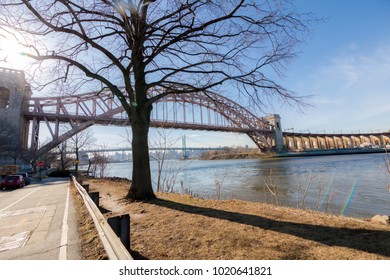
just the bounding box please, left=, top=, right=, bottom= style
left=86, top=178, right=390, bottom=260
left=70, top=181, right=108, bottom=260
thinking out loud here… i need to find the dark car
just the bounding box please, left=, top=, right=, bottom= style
left=12, top=172, right=31, bottom=185
left=0, top=175, right=25, bottom=190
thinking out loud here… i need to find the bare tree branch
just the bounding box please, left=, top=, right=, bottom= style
left=0, top=0, right=314, bottom=200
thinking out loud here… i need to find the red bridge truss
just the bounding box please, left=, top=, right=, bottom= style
left=22, top=89, right=277, bottom=156
left=3, top=67, right=389, bottom=160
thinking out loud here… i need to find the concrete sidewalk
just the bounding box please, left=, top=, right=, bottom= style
left=0, top=177, right=82, bottom=260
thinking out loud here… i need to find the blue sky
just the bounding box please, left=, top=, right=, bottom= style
left=91, top=0, right=390, bottom=148
left=281, top=0, right=390, bottom=134
left=2, top=1, right=390, bottom=149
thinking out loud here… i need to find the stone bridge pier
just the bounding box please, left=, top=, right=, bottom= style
left=0, top=67, right=32, bottom=159
left=266, top=114, right=284, bottom=153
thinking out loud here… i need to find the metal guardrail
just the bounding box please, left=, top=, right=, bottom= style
left=71, top=176, right=133, bottom=260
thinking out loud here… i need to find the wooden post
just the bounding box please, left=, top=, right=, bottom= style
left=82, top=184, right=89, bottom=193
left=88, top=191, right=99, bottom=206
left=107, top=214, right=130, bottom=250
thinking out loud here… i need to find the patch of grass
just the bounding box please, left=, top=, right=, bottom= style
left=89, top=178, right=390, bottom=260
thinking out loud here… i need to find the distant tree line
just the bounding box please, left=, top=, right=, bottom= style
left=200, top=147, right=263, bottom=160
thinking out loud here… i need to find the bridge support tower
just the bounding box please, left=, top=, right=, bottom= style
left=0, top=67, right=32, bottom=161
left=267, top=114, right=284, bottom=153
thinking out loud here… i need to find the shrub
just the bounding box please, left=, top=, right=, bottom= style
left=48, top=169, right=72, bottom=177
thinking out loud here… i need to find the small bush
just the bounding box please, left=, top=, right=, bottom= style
left=48, top=169, right=72, bottom=177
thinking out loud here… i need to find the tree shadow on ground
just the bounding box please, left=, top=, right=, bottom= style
left=130, top=249, right=149, bottom=260
left=149, top=198, right=390, bottom=258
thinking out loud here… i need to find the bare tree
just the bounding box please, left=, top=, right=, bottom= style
left=149, top=130, right=175, bottom=192
left=68, top=129, right=96, bottom=175
left=90, top=145, right=110, bottom=178
left=0, top=1, right=311, bottom=200
left=122, top=128, right=182, bottom=191
left=149, top=130, right=192, bottom=192
left=43, top=149, right=58, bottom=170
left=57, top=142, right=72, bottom=172
left=7, top=142, right=25, bottom=165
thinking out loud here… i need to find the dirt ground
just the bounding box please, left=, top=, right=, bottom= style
left=81, top=178, right=390, bottom=260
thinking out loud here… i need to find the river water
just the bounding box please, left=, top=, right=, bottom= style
left=107, top=153, right=390, bottom=218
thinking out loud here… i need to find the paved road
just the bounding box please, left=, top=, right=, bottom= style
left=0, top=177, right=81, bottom=260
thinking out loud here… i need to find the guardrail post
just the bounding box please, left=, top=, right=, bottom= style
left=82, top=184, right=90, bottom=193
left=107, top=214, right=130, bottom=250
left=89, top=191, right=99, bottom=206
left=71, top=176, right=132, bottom=259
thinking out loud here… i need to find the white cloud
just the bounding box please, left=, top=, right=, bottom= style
left=320, top=45, right=390, bottom=91
left=311, top=97, right=341, bottom=105
left=283, top=42, right=390, bottom=133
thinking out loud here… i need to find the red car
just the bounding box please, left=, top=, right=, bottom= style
left=0, top=175, right=25, bottom=190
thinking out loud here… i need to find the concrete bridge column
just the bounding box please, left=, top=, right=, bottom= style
left=308, top=136, right=314, bottom=149
left=326, top=136, right=334, bottom=149
left=267, top=114, right=284, bottom=153
left=324, top=136, right=329, bottom=149
left=382, top=135, right=390, bottom=146
left=370, top=135, right=380, bottom=146
left=333, top=137, right=338, bottom=149
left=317, top=136, right=327, bottom=149
left=291, top=136, right=299, bottom=150
left=357, top=136, right=363, bottom=146
left=285, top=136, right=295, bottom=150
left=360, top=135, right=370, bottom=145
left=300, top=138, right=305, bottom=150
left=307, top=136, right=312, bottom=149
left=316, top=136, right=321, bottom=149
left=342, top=136, right=351, bottom=148
left=304, top=136, right=311, bottom=149
left=301, top=136, right=308, bottom=149
left=300, top=136, right=305, bottom=149
left=298, top=136, right=303, bottom=149
left=351, top=136, right=359, bottom=147
left=296, top=136, right=302, bottom=150
left=334, top=136, right=344, bottom=149
left=283, top=136, right=289, bottom=149
left=376, top=135, right=379, bottom=145
left=282, top=132, right=389, bottom=151
left=310, top=136, right=319, bottom=149
left=340, top=136, right=345, bottom=148
left=348, top=136, right=353, bottom=148
left=283, top=136, right=289, bottom=150
left=332, top=137, right=337, bottom=149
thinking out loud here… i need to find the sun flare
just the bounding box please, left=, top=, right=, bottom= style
left=0, top=39, right=29, bottom=69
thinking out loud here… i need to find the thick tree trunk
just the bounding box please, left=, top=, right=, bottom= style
left=126, top=106, right=156, bottom=200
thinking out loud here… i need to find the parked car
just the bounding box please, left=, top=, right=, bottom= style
left=0, top=175, right=25, bottom=190
left=12, top=172, right=31, bottom=185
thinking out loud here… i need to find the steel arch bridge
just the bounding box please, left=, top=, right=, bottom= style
left=22, top=88, right=278, bottom=156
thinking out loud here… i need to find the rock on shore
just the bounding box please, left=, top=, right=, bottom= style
left=370, top=215, right=390, bottom=225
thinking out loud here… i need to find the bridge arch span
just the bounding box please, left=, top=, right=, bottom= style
left=22, top=89, right=276, bottom=156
